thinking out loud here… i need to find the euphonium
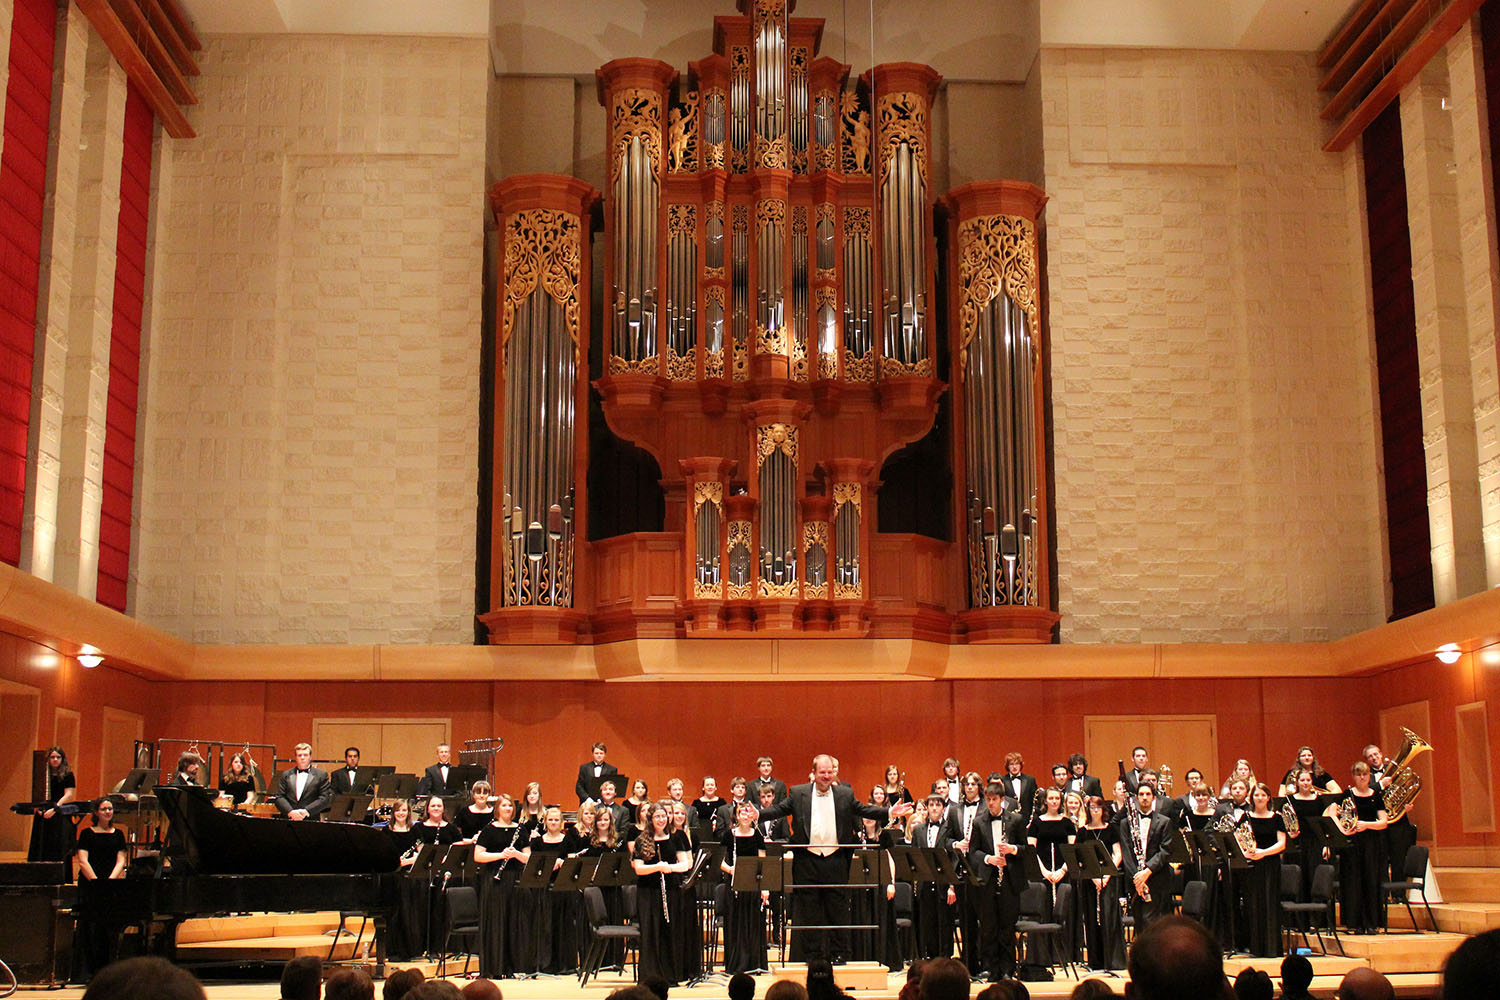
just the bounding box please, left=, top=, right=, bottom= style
left=1382, top=727, right=1433, bottom=823
left=1333, top=795, right=1358, bottom=835
left=1281, top=799, right=1300, bottom=837
left=1234, top=821, right=1256, bottom=858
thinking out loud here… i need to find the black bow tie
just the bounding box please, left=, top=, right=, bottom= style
left=297, top=769, right=309, bottom=775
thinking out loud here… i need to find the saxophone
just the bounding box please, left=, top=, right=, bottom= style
left=1381, top=728, right=1433, bottom=822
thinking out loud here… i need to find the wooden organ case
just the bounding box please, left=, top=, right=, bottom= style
left=483, top=0, right=1059, bottom=645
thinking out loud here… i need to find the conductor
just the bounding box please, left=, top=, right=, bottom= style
left=756, top=753, right=914, bottom=963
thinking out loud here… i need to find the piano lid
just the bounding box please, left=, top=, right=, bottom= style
left=156, top=786, right=403, bottom=875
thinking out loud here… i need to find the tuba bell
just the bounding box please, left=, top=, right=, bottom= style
left=1381, top=727, right=1433, bottom=823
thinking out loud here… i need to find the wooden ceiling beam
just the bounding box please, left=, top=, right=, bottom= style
left=76, top=0, right=195, bottom=138
left=1319, top=0, right=1398, bottom=68
left=139, top=0, right=200, bottom=79
left=158, top=0, right=201, bottom=53
left=1324, top=0, right=1488, bottom=152
left=109, top=0, right=197, bottom=105
left=1321, top=0, right=1439, bottom=122
left=1319, top=0, right=1415, bottom=91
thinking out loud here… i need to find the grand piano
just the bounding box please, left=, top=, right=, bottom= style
left=77, top=786, right=402, bottom=974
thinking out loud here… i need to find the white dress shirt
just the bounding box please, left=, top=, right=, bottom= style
left=809, top=786, right=837, bottom=856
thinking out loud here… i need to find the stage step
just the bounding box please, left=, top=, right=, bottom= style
left=1333, top=930, right=1466, bottom=975
left=175, top=911, right=375, bottom=963
left=176, top=934, right=366, bottom=962
left=1433, top=865, right=1500, bottom=903
left=1384, top=899, right=1500, bottom=934
left=177, top=912, right=360, bottom=944
left=770, top=962, right=888, bottom=990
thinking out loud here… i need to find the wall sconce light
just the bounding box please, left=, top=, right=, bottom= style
left=77, top=646, right=103, bottom=669
left=1435, top=642, right=1461, bottom=665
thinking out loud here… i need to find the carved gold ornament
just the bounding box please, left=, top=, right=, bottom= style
left=609, top=355, right=658, bottom=375
left=957, top=213, right=1039, bottom=378
left=791, top=338, right=809, bottom=381
left=667, top=348, right=696, bottom=381
left=756, top=423, right=799, bottom=465
left=704, top=89, right=727, bottom=170
left=877, top=92, right=928, bottom=186
left=843, top=207, right=871, bottom=237
left=833, top=481, right=861, bottom=510
left=757, top=324, right=789, bottom=357
left=753, top=0, right=786, bottom=20
left=733, top=340, right=749, bottom=380
left=817, top=204, right=835, bottom=223
left=503, top=209, right=584, bottom=356
left=881, top=356, right=934, bottom=378
left=759, top=578, right=799, bottom=599
left=693, top=480, right=725, bottom=513
left=669, top=203, right=696, bottom=235
left=756, top=199, right=786, bottom=228
left=843, top=348, right=874, bottom=382
left=668, top=92, right=698, bottom=172
left=757, top=133, right=788, bottom=170
left=804, top=521, right=828, bottom=547
left=834, top=578, right=863, bottom=601
left=611, top=88, right=662, bottom=181
left=791, top=206, right=807, bottom=239
left=841, top=91, right=871, bottom=175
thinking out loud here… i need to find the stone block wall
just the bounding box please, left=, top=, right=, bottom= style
left=133, top=35, right=488, bottom=644
left=1041, top=48, right=1388, bottom=643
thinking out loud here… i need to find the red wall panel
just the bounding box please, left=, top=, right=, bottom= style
left=0, top=0, right=58, bottom=564
left=96, top=83, right=153, bottom=610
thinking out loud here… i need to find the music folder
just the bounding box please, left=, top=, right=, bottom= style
left=684, top=844, right=724, bottom=889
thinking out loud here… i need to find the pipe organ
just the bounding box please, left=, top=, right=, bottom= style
left=484, top=0, right=1058, bottom=645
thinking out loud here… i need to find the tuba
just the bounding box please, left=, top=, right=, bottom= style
left=1381, top=728, right=1433, bottom=823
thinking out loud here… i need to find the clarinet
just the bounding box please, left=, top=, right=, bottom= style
left=1129, top=813, right=1151, bottom=903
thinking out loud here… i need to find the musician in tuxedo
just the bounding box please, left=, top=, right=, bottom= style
left=330, top=747, right=365, bottom=796
left=1143, top=770, right=1183, bottom=823
left=598, top=778, right=632, bottom=831
left=1173, top=767, right=1207, bottom=817
left=940, top=758, right=963, bottom=804
left=575, top=741, right=618, bottom=803
left=168, top=751, right=204, bottom=788
left=966, top=782, right=1028, bottom=981
left=755, top=784, right=790, bottom=841
left=273, top=743, right=332, bottom=821
left=1123, top=746, right=1151, bottom=795
left=1119, top=782, right=1175, bottom=930
left=943, top=771, right=985, bottom=971
left=756, top=753, right=914, bottom=963
left=1066, top=753, right=1103, bottom=800
left=911, top=794, right=958, bottom=960
left=748, top=756, right=788, bottom=803
left=1000, top=753, right=1038, bottom=819
left=1365, top=743, right=1418, bottom=890
left=715, top=776, right=751, bottom=834
left=416, top=743, right=460, bottom=797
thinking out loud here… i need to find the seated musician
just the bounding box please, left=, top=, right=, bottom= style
left=218, top=751, right=257, bottom=807
left=273, top=743, right=332, bottom=821
left=598, top=779, right=632, bottom=833
left=169, top=751, right=204, bottom=788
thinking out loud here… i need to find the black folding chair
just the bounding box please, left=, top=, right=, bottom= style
left=1380, top=845, right=1435, bottom=934
left=438, top=886, right=480, bottom=978
left=579, top=885, right=641, bottom=985
left=1281, top=863, right=1341, bottom=956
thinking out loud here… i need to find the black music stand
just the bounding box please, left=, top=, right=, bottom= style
left=449, top=765, right=488, bottom=793
left=733, top=854, right=785, bottom=894
left=405, top=844, right=438, bottom=882
left=592, top=849, right=635, bottom=887
left=1310, top=816, right=1351, bottom=855
left=326, top=794, right=371, bottom=823
left=440, top=794, right=464, bottom=823
left=585, top=774, right=630, bottom=802
left=554, top=856, right=599, bottom=892
left=437, top=843, right=475, bottom=889
left=1214, top=831, right=1252, bottom=956
left=375, top=773, right=419, bottom=800
left=346, top=766, right=388, bottom=795
left=520, top=852, right=560, bottom=888
left=114, top=768, right=156, bottom=798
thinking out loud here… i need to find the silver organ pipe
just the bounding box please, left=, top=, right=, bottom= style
left=504, top=292, right=577, bottom=607
left=843, top=233, right=872, bottom=360
left=758, top=447, right=797, bottom=588
left=695, top=500, right=722, bottom=587
left=965, top=292, right=1037, bottom=607
left=732, top=208, right=749, bottom=353
left=792, top=215, right=809, bottom=363
left=705, top=93, right=726, bottom=149
left=834, top=495, right=859, bottom=591
left=731, top=50, right=750, bottom=170
left=613, top=135, right=659, bottom=361
left=816, top=215, right=835, bottom=271
left=754, top=11, right=786, bottom=145
left=813, top=93, right=835, bottom=150
left=667, top=221, right=697, bottom=363
left=757, top=212, right=784, bottom=341
left=881, top=141, right=926, bottom=367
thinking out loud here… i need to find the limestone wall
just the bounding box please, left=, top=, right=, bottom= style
left=1041, top=48, right=1388, bottom=642
left=133, top=35, right=488, bottom=644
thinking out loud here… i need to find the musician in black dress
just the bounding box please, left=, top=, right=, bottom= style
left=1284, top=768, right=1332, bottom=906
left=1077, top=796, right=1123, bottom=971
left=384, top=800, right=422, bottom=961
left=28, top=746, right=76, bottom=862
left=475, top=793, right=530, bottom=977
left=720, top=801, right=769, bottom=974
left=457, top=781, right=495, bottom=842
left=1279, top=746, right=1341, bottom=797
left=217, top=752, right=257, bottom=807
left=1243, top=783, right=1288, bottom=957
left=400, top=795, right=461, bottom=958
left=75, top=798, right=129, bottom=977
left=1028, top=787, right=1075, bottom=906
left=517, top=781, right=545, bottom=838
left=1337, top=762, right=1388, bottom=934
left=694, top=776, right=727, bottom=830
left=529, top=806, right=582, bottom=974
left=634, top=802, right=692, bottom=984
left=1182, top=786, right=1223, bottom=940
left=882, top=765, right=914, bottom=807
